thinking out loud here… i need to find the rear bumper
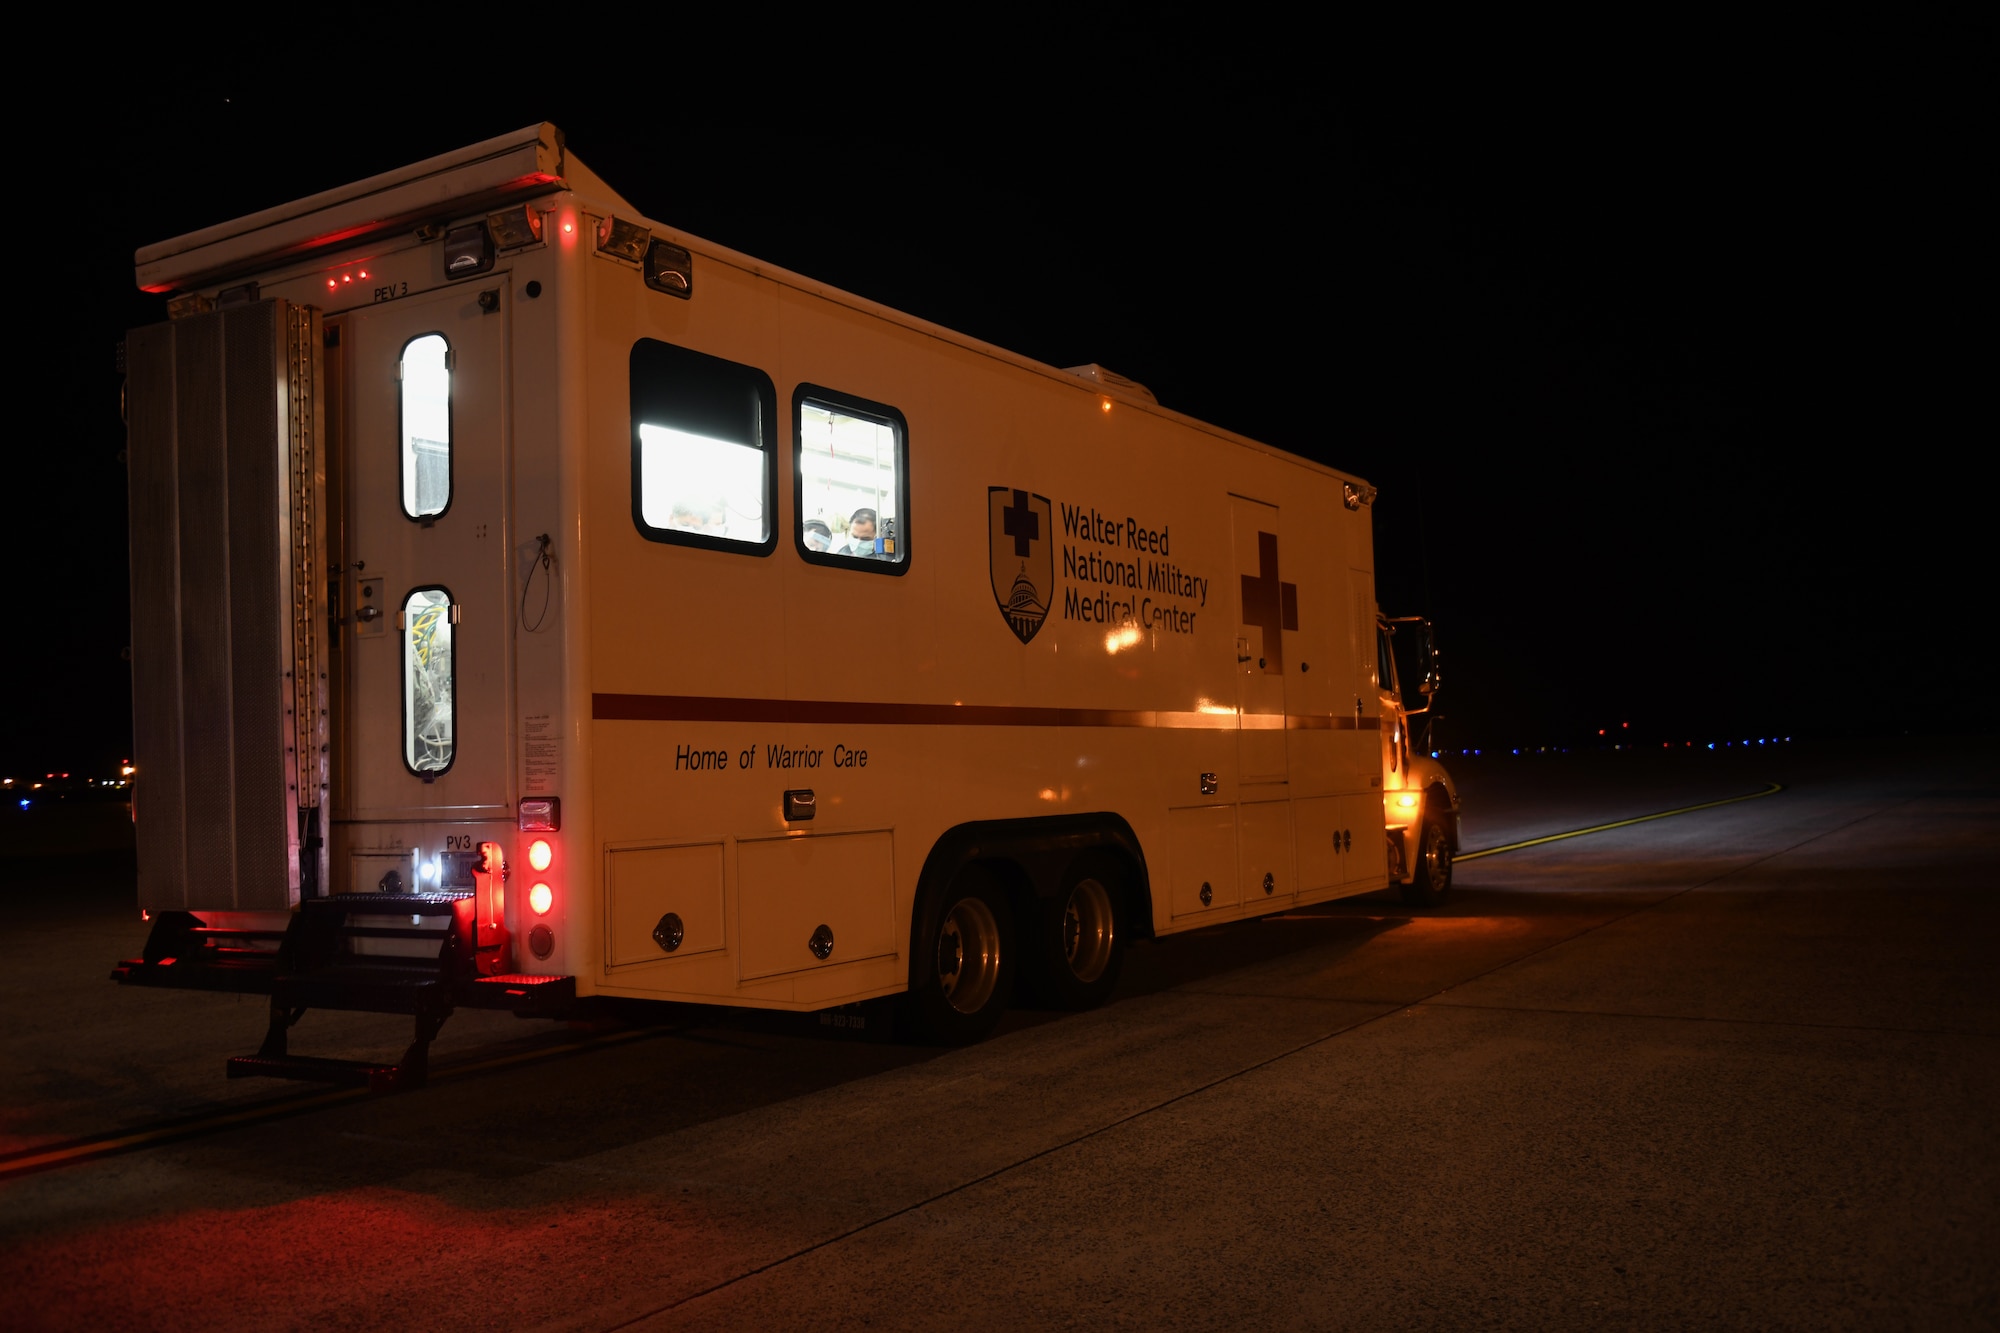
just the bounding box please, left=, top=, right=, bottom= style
left=113, top=907, right=575, bottom=1018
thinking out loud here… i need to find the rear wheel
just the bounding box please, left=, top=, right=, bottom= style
left=1026, top=869, right=1125, bottom=1010
left=1400, top=813, right=1454, bottom=907
left=904, top=868, right=1014, bottom=1044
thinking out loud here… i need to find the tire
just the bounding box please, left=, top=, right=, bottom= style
left=1025, top=866, right=1125, bottom=1011
left=1400, top=813, right=1454, bottom=907
left=904, top=866, right=1015, bottom=1044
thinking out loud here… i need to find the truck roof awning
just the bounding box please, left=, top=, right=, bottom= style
left=135, top=123, right=571, bottom=293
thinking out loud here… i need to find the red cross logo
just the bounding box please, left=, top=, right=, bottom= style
left=1240, top=532, right=1298, bottom=674
left=1001, top=488, right=1039, bottom=557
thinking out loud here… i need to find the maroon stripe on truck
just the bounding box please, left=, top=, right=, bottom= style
left=592, top=693, right=1382, bottom=731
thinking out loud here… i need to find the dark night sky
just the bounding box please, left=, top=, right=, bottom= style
left=6, top=50, right=1986, bottom=778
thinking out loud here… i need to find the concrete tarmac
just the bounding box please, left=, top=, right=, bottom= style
left=1, top=742, right=1993, bottom=1330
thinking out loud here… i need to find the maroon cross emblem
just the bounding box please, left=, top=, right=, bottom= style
left=1240, top=532, right=1298, bottom=674
left=1001, top=488, right=1040, bottom=557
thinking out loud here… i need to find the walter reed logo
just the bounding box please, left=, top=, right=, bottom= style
left=988, top=487, right=1054, bottom=644
left=990, top=485, right=1215, bottom=646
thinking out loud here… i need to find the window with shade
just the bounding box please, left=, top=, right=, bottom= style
left=630, top=338, right=777, bottom=555
left=400, top=333, right=452, bottom=520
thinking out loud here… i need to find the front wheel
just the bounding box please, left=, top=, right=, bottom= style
left=1400, top=814, right=1454, bottom=907
left=904, top=868, right=1015, bottom=1044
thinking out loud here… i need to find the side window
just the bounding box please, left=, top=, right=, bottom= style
left=1377, top=625, right=1398, bottom=697
left=402, top=587, right=455, bottom=775
left=400, top=334, right=451, bottom=520
left=794, top=385, right=909, bottom=574
left=631, top=338, right=778, bottom=554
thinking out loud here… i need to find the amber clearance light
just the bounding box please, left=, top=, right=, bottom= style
left=528, top=882, right=554, bottom=915
left=527, top=839, right=553, bottom=872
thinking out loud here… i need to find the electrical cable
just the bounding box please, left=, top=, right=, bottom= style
left=520, top=533, right=554, bottom=632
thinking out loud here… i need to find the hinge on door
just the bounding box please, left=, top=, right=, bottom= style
left=449, top=605, right=461, bottom=624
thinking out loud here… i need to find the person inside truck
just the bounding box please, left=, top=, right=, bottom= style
left=804, top=519, right=833, bottom=552
left=842, top=508, right=880, bottom=558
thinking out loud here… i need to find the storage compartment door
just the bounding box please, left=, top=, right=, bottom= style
left=1169, top=804, right=1238, bottom=918
left=608, top=842, right=725, bottom=966
left=1238, top=797, right=1295, bottom=907
left=1342, top=791, right=1388, bottom=885
left=736, top=832, right=896, bottom=981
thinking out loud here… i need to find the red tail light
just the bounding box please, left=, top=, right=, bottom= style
left=527, top=838, right=553, bottom=872
left=528, top=882, right=553, bottom=916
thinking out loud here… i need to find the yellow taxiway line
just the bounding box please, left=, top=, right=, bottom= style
left=1455, top=781, right=1786, bottom=862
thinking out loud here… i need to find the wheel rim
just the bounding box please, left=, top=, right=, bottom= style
left=1423, top=825, right=1451, bottom=886
left=936, top=895, right=1002, bottom=1015
left=1061, top=878, right=1116, bottom=983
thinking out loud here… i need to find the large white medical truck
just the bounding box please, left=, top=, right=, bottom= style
left=114, top=124, right=1458, bottom=1087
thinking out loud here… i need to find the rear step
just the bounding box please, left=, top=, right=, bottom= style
left=186, top=892, right=572, bottom=1091
left=227, top=1008, right=447, bottom=1093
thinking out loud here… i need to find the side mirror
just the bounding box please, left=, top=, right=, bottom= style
left=1416, top=621, right=1441, bottom=696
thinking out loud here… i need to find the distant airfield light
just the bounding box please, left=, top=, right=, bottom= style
left=122, top=764, right=136, bottom=777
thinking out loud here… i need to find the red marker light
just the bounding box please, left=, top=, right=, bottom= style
left=527, top=839, right=553, bottom=872
left=528, top=882, right=553, bottom=915
left=561, top=220, right=575, bottom=233
left=327, top=279, right=337, bottom=289
left=342, top=274, right=352, bottom=283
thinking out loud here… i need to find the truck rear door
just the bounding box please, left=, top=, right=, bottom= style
left=330, top=281, right=512, bottom=884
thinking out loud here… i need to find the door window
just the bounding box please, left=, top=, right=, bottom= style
left=402, top=587, right=455, bottom=774
left=399, top=334, right=452, bottom=519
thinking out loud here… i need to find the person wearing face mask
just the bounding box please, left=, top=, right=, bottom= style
left=803, top=518, right=833, bottom=553
left=842, top=507, right=880, bottom=558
